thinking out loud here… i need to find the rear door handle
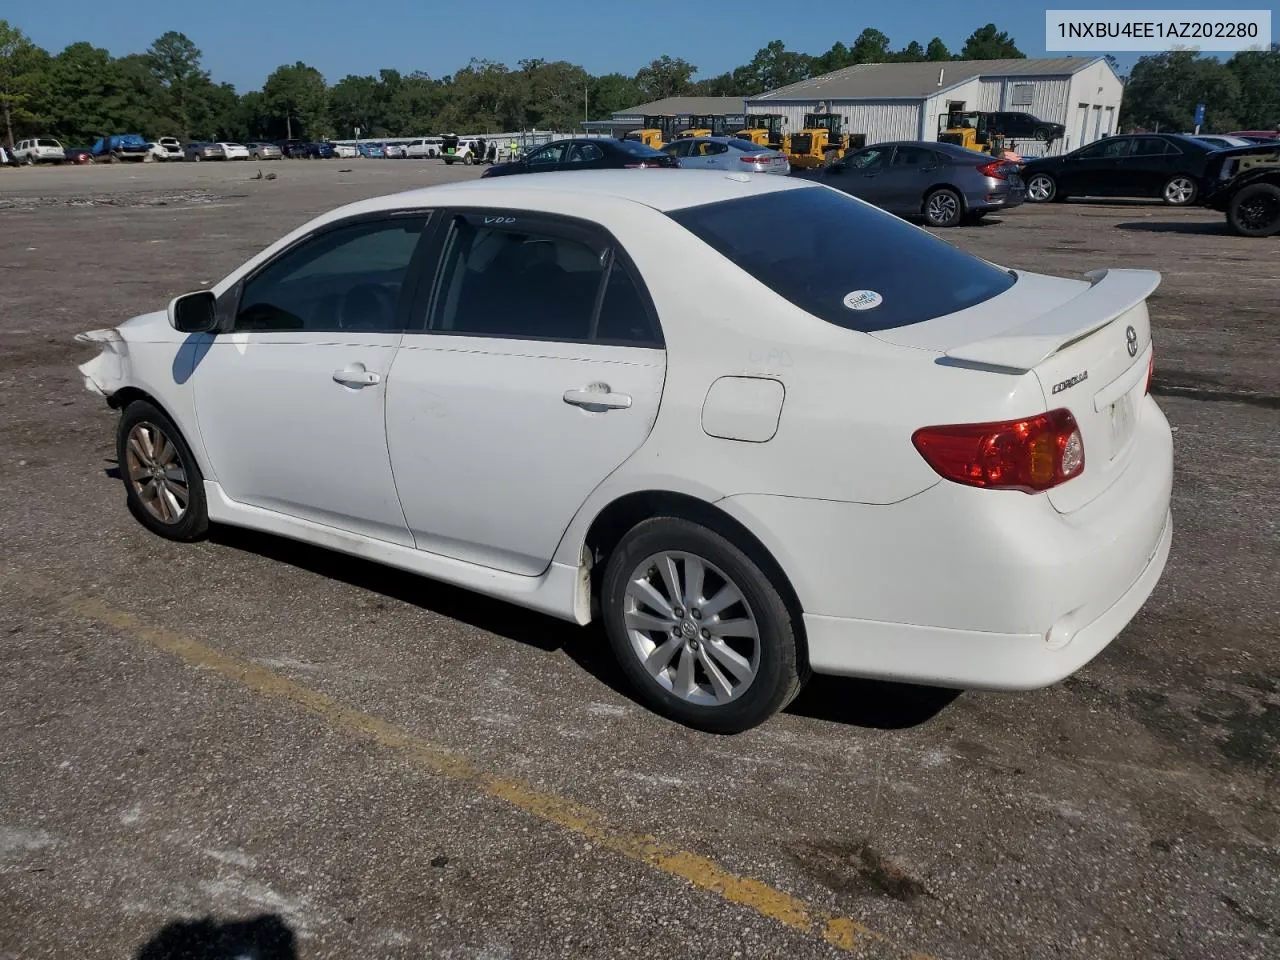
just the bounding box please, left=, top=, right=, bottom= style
left=564, top=384, right=632, bottom=410
left=333, top=368, right=381, bottom=388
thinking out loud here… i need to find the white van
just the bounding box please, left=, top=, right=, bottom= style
left=13, top=138, right=67, bottom=165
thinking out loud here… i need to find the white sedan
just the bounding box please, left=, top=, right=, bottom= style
left=77, top=170, right=1172, bottom=732
left=216, top=142, right=250, bottom=160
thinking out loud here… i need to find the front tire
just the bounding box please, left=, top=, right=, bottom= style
left=1026, top=172, right=1056, bottom=202
left=601, top=517, right=805, bottom=733
left=117, top=400, right=209, bottom=542
left=1163, top=174, right=1198, bottom=206
left=1227, top=182, right=1280, bottom=237
left=924, top=187, right=964, bottom=227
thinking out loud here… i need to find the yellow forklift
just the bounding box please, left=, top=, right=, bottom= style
left=675, top=115, right=732, bottom=139
left=735, top=114, right=788, bottom=152
left=787, top=111, right=851, bottom=169
left=937, top=111, right=1007, bottom=155
left=624, top=115, right=681, bottom=150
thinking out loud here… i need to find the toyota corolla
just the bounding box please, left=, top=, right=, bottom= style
left=77, top=170, right=1173, bottom=733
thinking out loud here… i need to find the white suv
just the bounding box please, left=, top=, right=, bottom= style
left=13, top=138, right=66, bottom=165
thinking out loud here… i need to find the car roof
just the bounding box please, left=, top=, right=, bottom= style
left=385, top=169, right=816, bottom=214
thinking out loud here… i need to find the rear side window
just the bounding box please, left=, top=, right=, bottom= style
left=667, top=187, right=1017, bottom=332
left=617, top=140, right=665, bottom=158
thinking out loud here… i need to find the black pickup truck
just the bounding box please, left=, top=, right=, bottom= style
left=1201, top=144, right=1280, bottom=237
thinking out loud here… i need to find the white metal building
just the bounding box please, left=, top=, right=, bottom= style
left=746, top=57, right=1124, bottom=156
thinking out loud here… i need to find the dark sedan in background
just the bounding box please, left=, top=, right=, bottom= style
left=1022, top=133, right=1219, bottom=206
left=481, top=137, right=678, bottom=177
left=792, top=140, right=1024, bottom=227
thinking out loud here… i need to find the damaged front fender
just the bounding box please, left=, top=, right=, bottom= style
left=75, top=328, right=129, bottom=397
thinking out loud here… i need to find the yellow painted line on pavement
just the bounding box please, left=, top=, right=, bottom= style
left=14, top=574, right=932, bottom=959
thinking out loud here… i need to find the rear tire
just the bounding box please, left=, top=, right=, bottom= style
left=601, top=517, right=805, bottom=734
left=924, top=187, right=964, bottom=227
left=1227, top=182, right=1280, bottom=237
left=116, top=400, right=209, bottom=542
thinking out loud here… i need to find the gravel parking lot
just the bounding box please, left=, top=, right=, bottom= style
left=1, top=159, right=1277, bottom=960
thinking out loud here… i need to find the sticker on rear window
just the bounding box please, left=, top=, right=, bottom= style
left=842, top=290, right=882, bottom=311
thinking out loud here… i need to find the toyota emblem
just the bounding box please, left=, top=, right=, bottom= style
left=1125, top=325, right=1138, bottom=358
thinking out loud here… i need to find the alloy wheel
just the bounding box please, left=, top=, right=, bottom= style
left=1027, top=175, right=1054, bottom=201
left=623, top=551, right=760, bottom=706
left=125, top=422, right=190, bottom=524
left=1164, top=176, right=1196, bottom=205
left=927, top=191, right=959, bottom=224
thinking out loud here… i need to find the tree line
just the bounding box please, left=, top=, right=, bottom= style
left=1, top=19, right=1276, bottom=148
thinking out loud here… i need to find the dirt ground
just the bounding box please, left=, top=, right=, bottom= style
left=1, top=159, right=1277, bottom=960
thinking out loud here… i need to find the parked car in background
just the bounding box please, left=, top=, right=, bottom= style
left=1189, top=134, right=1253, bottom=150
left=662, top=137, right=789, bottom=175
left=383, top=142, right=407, bottom=159
left=13, top=137, right=67, bottom=164
left=405, top=137, right=442, bottom=159
left=482, top=137, right=678, bottom=177
left=984, top=111, right=1066, bottom=143
left=1023, top=134, right=1218, bottom=206
left=64, top=146, right=94, bottom=165
left=145, top=141, right=177, bottom=161
left=218, top=142, right=250, bottom=161
left=246, top=142, right=283, bottom=160
left=157, top=137, right=183, bottom=157
left=275, top=139, right=309, bottom=158
left=77, top=170, right=1173, bottom=733
left=91, top=134, right=150, bottom=162
left=302, top=141, right=337, bottom=159
left=357, top=142, right=385, bottom=159
left=793, top=140, right=1024, bottom=227
left=332, top=142, right=358, bottom=159
left=184, top=142, right=221, bottom=162
left=1229, top=130, right=1280, bottom=143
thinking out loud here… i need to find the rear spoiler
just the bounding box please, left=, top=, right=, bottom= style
left=944, top=268, right=1161, bottom=371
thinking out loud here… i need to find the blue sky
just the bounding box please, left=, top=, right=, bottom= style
left=9, top=0, right=1247, bottom=91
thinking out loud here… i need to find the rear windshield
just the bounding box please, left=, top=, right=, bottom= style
left=616, top=140, right=665, bottom=158
left=37, top=139, right=61, bottom=147
left=667, top=186, right=1017, bottom=332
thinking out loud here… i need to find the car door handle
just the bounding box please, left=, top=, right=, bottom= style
left=333, top=368, right=380, bottom=387
left=563, top=385, right=632, bottom=410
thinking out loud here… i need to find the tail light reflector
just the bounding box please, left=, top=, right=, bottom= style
left=1145, top=345, right=1155, bottom=394
left=740, top=155, right=770, bottom=164
left=912, top=409, right=1084, bottom=493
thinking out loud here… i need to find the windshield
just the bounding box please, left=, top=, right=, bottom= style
left=667, top=186, right=1017, bottom=333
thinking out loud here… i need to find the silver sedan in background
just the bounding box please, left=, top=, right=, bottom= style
left=247, top=142, right=283, bottom=160
left=662, top=136, right=790, bottom=175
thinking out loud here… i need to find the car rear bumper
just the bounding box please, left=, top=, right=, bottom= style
left=719, top=395, right=1173, bottom=689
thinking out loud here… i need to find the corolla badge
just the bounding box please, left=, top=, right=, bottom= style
left=843, top=290, right=883, bottom=311
left=1125, top=325, right=1138, bottom=357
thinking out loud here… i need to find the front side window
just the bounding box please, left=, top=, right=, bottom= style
left=668, top=187, right=1016, bottom=333
left=1078, top=138, right=1131, bottom=160
left=844, top=147, right=889, bottom=170
left=235, top=217, right=428, bottom=332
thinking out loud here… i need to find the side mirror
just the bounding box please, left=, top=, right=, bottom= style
left=169, top=290, right=218, bottom=333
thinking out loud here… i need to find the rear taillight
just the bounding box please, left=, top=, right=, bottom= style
left=912, top=409, right=1084, bottom=493
left=1145, top=346, right=1154, bottom=394
left=977, top=160, right=1008, bottom=180
left=739, top=155, right=769, bottom=164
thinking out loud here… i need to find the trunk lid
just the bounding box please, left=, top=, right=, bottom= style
left=871, top=268, right=1159, bottom=513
